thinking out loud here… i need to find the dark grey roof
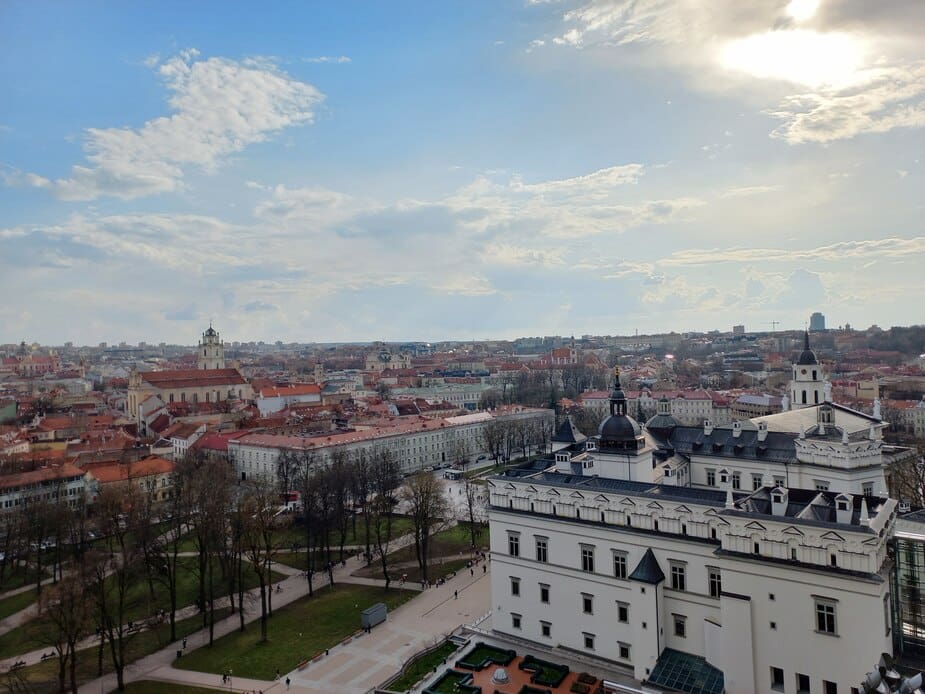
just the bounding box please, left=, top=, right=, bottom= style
left=599, top=413, right=642, bottom=441
left=796, top=330, right=818, bottom=365
left=666, top=425, right=796, bottom=463
left=503, top=470, right=735, bottom=506
left=629, top=548, right=665, bottom=584
left=552, top=417, right=587, bottom=444
left=733, top=486, right=889, bottom=528
left=645, top=412, right=679, bottom=436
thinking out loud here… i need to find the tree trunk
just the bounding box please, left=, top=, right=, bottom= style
left=68, top=641, right=78, bottom=693
left=259, top=580, right=268, bottom=643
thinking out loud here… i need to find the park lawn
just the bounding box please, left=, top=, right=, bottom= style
left=0, top=564, right=45, bottom=594
left=0, top=559, right=283, bottom=660
left=387, top=640, right=460, bottom=692
left=119, top=681, right=219, bottom=693
left=174, top=584, right=415, bottom=680
left=13, top=608, right=232, bottom=693
left=0, top=588, right=37, bottom=621
left=373, top=523, right=486, bottom=567
left=353, top=557, right=471, bottom=583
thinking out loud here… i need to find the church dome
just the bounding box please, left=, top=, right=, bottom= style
left=598, top=368, right=643, bottom=450
left=599, top=413, right=643, bottom=442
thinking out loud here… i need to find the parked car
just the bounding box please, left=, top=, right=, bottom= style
left=476, top=454, right=488, bottom=461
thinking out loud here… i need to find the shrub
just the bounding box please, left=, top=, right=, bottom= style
left=570, top=683, right=591, bottom=694
left=578, top=672, right=597, bottom=685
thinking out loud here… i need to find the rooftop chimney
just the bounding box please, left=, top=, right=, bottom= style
left=757, top=421, right=768, bottom=442
left=732, top=420, right=742, bottom=438
left=704, top=419, right=714, bottom=436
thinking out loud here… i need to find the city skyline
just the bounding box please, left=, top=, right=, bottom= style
left=2, top=1, right=923, bottom=344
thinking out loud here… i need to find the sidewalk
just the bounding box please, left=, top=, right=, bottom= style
left=78, top=524, right=466, bottom=693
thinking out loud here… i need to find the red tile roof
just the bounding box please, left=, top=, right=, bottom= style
left=88, top=456, right=175, bottom=484
left=0, top=463, right=85, bottom=490
left=140, top=368, right=246, bottom=389
left=259, top=384, right=321, bottom=398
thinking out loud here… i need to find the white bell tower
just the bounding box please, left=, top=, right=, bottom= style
left=198, top=323, right=225, bottom=370
left=790, top=331, right=824, bottom=409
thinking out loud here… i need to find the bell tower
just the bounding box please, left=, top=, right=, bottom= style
left=198, top=323, right=225, bottom=370
left=790, top=331, right=824, bottom=409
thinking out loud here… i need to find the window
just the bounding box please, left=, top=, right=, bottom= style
left=752, top=474, right=763, bottom=490
left=511, top=613, right=521, bottom=630
left=539, top=584, right=550, bottom=604
left=674, top=614, right=687, bottom=638
left=774, top=476, right=785, bottom=487
left=771, top=667, right=785, bottom=691
left=541, top=621, right=551, bottom=638
left=614, top=553, right=628, bottom=579
left=581, top=546, right=595, bottom=573
left=583, top=633, right=595, bottom=650
left=535, top=537, right=548, bottom=563
left=510, top=577, right=520, bottom=597
left=732, top=472, right=741, bottom=490
left=618, top=642, right=631, bottom=661
left=508, top=533, right=520, bottom=557
left=670, top=563, right=686, bottom=591
left=885, top=594, right=892, bottom=636
left=797, top=673, right=810, bottom=693
left=824, top=681, right=837, bottom=694
left=708, top=568, right=722, bottom=598
left=706, top=469, right=716, bottom=487
left=815, top=599, right=837, bottom=635
left=770, top=621, right=777, bottom=630
left=815, top=480, right=830, bottom=491
left=617, top=602, right=629, bottom=623
left=582, top=594, right=594, bottom=614
left=753, top=542, right=760, bottom=555
left=862, top=483, right=874, bottom=496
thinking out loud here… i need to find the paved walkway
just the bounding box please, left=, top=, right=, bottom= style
left=78, top=525, right=469, bottom=693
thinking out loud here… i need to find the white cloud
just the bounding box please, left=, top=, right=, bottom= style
left=539, top=0, right=925, bottom=143
left=302, top=55, right=351, bottom=64
left=22, top=50, right=323, bottom=200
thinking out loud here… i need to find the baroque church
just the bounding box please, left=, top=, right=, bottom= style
left=127, top=325, right=252, bottom=424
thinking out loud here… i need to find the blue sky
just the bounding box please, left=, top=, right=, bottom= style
left=1, top=0, right=923, bottom=345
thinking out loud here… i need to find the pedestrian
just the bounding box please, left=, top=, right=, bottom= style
left=182, top=637, right=187, bottom=649
left=286, top=677, right=291, bottom=690
left=483, top=565, right=486, bottom=574
left=470, top=568, right=474, bottom=577
left=454, top=589, right=458, bottom=599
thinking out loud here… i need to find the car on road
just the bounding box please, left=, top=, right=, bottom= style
left=476, top=454, right=487, bottom=461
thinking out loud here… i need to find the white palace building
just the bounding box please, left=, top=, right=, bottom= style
left=488, top=335, right=925, bottom=694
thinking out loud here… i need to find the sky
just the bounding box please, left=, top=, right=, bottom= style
left=1, top=0, right=923, bottom=345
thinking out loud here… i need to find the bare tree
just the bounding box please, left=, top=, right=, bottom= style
left=240, top=479, right=282, bottom=643
left=481, top=420, right=505, bottom=466
left=889, top=447, right=925, bottom=507
left=33, top=571, right=90, bottom=693
left=370, top=448, right=401, bottom=589
left=461, top=478, right=486, bottom=549
left=401, top=473, right=449, bottom=584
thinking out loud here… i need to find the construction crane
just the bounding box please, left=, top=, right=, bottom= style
left=766, top=321, right=779, bottom=332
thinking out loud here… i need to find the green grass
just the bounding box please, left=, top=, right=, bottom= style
left=0, top=588, right=37, bottom=621
left=175, top=584, right=416, bottom=680
left=12, top=608, right=232, bottom=693
left=371, top=523, right=485, bottom=567
left=117, top=682, right=220, bottom=693
left=0, top=558, right=282, bottom=661
left=388, top=640, right=460, bottom=692
left=457, top=643, right=514, bottom=669
left=427, top=669, right=475, bottom=694
left=0, top=564, right=44, bottom=593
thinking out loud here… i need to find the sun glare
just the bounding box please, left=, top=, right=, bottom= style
left=786, top=0, right=821, bottom=23
left=720, top=29, right=866, bottom=88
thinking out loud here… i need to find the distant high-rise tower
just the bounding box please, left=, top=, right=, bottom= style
left=198, top=324, right=225, bottom=370
left=809, top=312, right=826, bottom=332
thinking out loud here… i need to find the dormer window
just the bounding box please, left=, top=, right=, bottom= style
left=836, top=500, right=848, bottom=511
left=772, top=494, right=783, bottom=504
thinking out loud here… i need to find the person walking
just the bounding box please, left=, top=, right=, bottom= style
left=454, top=589, right=458, bottom=599
left=286, top=677, right=291, bottom=690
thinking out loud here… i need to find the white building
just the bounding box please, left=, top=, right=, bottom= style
left=229, top=407, right=554, bottom=482
left=256, top=383, right=322, bottom=416
left=487, top=363, right=909, bottom=694
left=198, top=324, right=225, bottom=370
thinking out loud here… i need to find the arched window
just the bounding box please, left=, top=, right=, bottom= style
left=814, top=391, right=819, bottom=404
left=181, top=392, right=186, bottom=402
left=802, top=390, right=807, bottom=404
left=192, top=393, right=198, bottom=404
left=205, top=392, right=210, bottom=403
left=169, top=394, right=174, bottom=403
